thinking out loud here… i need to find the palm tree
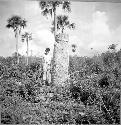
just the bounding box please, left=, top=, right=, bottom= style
left=39, top=1, right=71, bottom=39
left=51, top=15, right=75, bottom=85
left=51, top=15, right=75, bottom=33
left=21, top=32, right=32, bottom=65
left=6, top=15, right=27, bottom=64
left=39, top=1, right=73, bottom=85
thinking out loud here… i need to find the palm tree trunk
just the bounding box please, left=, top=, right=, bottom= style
left=51, top=7, right=69, bottom=86
left=51, top=33, right=69, bottom=86
left=26, top=38, right=29, bottom=65
left=62, top=28, right=64, bottom=33
left=16, top=30, right=19, bottom=64
left=51, top=7, right=57, bottom=83
left=54, top=7, right=57, bottom=39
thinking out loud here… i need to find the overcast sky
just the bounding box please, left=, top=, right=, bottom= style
left=0, top=0, right=121, bottom=58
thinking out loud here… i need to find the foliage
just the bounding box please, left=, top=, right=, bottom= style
left=0, top=49, right=120, bottom=124
left=39, top=1, right=71, bottom=17
left=68, top=49, right=120, bottom=124
left=51, top=15, right=75, bottom=33
left=6, top=15, right=27, bottom=36
left=39, top=1, right=71, bottom=37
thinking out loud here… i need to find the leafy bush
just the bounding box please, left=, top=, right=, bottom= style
left=0, top=50, right=120, bottom=124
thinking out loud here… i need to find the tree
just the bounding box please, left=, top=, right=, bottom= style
left=51, top=15, right=75, bottom=33
left=39, top=1, right=71, bottom=39
left=6, top=15, right=27, bottom=64
left=39, top=1, right=72, bottom=85
left=21, top=32, right=32, bottom=65
left=51, top=15, right=75, bottom=85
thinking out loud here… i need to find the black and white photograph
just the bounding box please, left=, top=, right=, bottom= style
left=0, top=0, right=120, bottom=124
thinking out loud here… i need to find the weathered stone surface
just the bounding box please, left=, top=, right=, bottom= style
left=51, top=33, right=69, bottom=86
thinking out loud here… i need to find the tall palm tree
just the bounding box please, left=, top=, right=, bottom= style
left=39, top=1, right=71, bottom=39
left=6, top=15, right=27, bottom=64
left=51, top=15, right=75, bottom=33
left=21, top=32, right=32, bottom=65
left=39, top=1, right=72, bottom=85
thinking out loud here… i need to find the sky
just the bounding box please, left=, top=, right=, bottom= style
left=0, top=0, right=121, bottom=59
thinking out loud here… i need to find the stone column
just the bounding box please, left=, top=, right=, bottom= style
left=51, top=33, right=69, bottom=86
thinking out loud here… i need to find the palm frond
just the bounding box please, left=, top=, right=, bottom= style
left=41, top=8, right=50, bottom=16
left=21, top=19, right=27, bottom=28
left=6, top=15, right=27, bottom=35
left=40, top=1, right=54, bottom=17
left=40, top=1, right=62, bottom=18
left=54, top=1, right=62, bottom=7
left=63, top=15, right=69, bottom=21
left=47, top=1, right=54, bottom=7
left=68, top=23, right=75, bottom=30
left=62, top=1, right=71, bottom=12
left=55, top=15, right=75, bottom=33
left=6, top=24, right=12, bottom=28
left=21, top=32, right=32, bottom=42
left=49, top=9, right=53, bottom=17
left=39, top=1, right=47, bottom=10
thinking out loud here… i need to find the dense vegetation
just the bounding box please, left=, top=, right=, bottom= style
left=0, top=0, right=120, bottom=124
left=0, top=49, right=120, bottom=124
